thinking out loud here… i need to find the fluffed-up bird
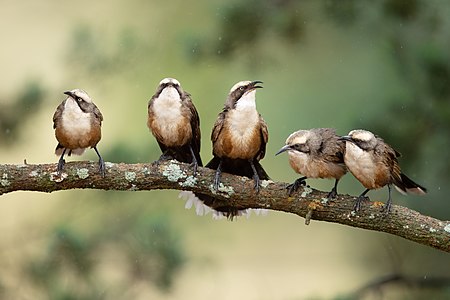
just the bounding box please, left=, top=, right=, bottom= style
left=53, top=89, right=105, bottom=176
left=340, top=129, right=427, bottom=213
left=276, top=128, right=347, bottom=199
left=147, top=78, right=202, bottom=174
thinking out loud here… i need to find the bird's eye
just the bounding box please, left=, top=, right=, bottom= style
left=76, top=97, right=83, bottom=102
left=239, top=86, right=245, bottom=91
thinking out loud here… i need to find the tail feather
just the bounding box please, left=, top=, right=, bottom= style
left=395, top=173, right=427, bottom=195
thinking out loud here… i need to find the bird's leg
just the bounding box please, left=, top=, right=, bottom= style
left=94, top=146, right=106, bottom=177
left=286, top=176, right=307, bottom=196
left=382, top=184, right=392, bottom=214
left=327, top=179, right=340, bottom=199
left=354, top=188, right=370, bottom=212
left=57, top=148, right=67, bottom=174
left=249, top=159, right=261, bottom=193
left=213, top=159, right=223, bottom=191
left=188, top=145, right=198, bottom=176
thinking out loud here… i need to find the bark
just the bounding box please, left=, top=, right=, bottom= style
left=0, top=160, right=449, bottom=252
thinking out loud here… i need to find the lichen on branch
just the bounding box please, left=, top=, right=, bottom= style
left=0, top=160, right=449, bottom=253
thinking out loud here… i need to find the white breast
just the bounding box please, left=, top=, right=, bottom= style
left=344, top=143, right=377, bottom=184
left=227, top=105, right=260, bottom=150
left=152, top=88, right=183, bottom=121
left=288, top=151, right=310, bottom=175
left=61, top=99, right=92, bottom=136
left=151, top=88, right=187, bottom=143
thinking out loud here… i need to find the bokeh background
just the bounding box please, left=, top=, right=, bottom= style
left=1, top=0, right=449, bottom=299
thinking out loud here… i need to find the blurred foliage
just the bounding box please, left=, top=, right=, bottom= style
left=0, top=80, right=45, bottom=145
left=24, top=214, right=184, bottom=299
left=1, top=0, right=450, bottom=299
left=186, top=0, right=305, bottom=61
left=66, top=25, right=147, bottom=76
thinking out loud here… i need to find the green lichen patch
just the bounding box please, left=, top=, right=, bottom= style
left=444, top=224, right=450, bottom=233
left=50, top=172, right=67, bottom=183
left=125, top=172, right=136, bottom=182
left=300, top=186, right=313, bottom=197
left=209, top=183, right=234, bottom=198
left=1, top=173, right=10, bottom=186
left=142, top=167, right=151, bottom=176
left=162, top=162, right=187, bottom=182
left=76, top=168, right=90, bottom=179
left=260, top=180, right=272, bottom=188
left=180, top=176, right=197, bottom=187
left=105, top=162, right=115, bottom=168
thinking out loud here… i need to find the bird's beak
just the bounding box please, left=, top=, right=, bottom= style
left=275, top=145, right=291, bottom=156
left=339, top=135, right=353, bottom=142
left=64, top=91, right=74, bottom=97
left=251, top=80, right=263, bottom=89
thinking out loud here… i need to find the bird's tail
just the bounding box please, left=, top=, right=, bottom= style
left=394, top=173, right=427, bottom=195
left=192, top=157, right=270, bottom=219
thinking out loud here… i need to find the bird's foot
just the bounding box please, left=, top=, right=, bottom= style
left=286, top=177, right=306, bottom=196
left=213, top=169, right=221, bottom=191
left=326, top=188, right=337, bottom=200
left=98, top=157, right=106, bottom=177
left=381, top=200, right=392, bottom=215
left=190, top=158, right=199, bottom=177
left=353, top=195, right=368, bottom=212
left=57, top=159, right=66, bottom=174
left=157, top=153, right=173, bottom=163
left=253, top=174, right=261, bottom=193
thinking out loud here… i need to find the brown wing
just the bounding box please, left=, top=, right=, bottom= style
left=183, top=93, right=203, bottom=166
left=184, top=93, right=201, bottom=153
left=256, top=115, right=268, bottom=161
left=52, top=100, right=66, bottom=129
left=318, top=128, right=345, bottom=164
left=211, top=110, right=227, bottom=143
left=375, top=138, right=402, bottom=185
left=147, top=95, right=167, bottom=153
left=92, top=103, right=103, bottom=123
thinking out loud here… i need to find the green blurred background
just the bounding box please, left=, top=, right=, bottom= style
left=1, top=0, right=449, bottom=299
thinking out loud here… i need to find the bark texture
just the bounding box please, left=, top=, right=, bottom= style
left=0, top=160, right=449, bottom=252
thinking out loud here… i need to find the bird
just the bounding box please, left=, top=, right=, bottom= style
left=276, top=128, right=347, bottom=199
left=147, top=78, right=202, bottom=174
left=198, top=80, right=269, bottom=218
left=53, top=89, right=105, bottom=176
left=340, top=129, right=427, bottom=213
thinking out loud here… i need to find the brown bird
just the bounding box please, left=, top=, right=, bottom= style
left=147, top=78, right=202, bottom=174
left=53, top=89, right=105, bottom=176
left=340, top=129, right=427, bottom=212
left=199, top=80, right=269, bottom=218
left=276, top=128, right=347, bottom=199
left=205, top=80, right=269, bottom=191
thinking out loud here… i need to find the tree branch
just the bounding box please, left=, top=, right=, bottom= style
left=1, top=160, right=449, bottom=252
